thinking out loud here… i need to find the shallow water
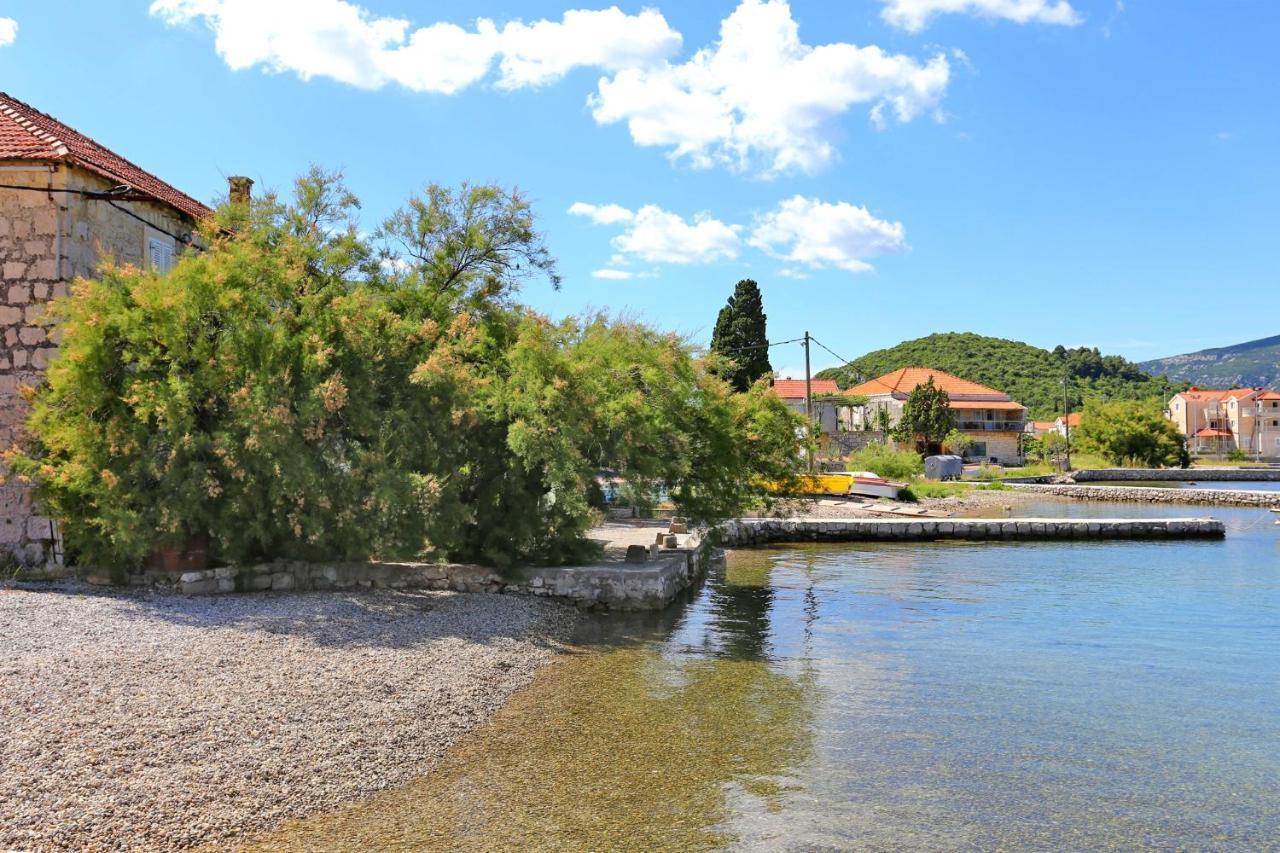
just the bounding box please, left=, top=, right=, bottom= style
left=254, top=502, right=1280, bottom=850
left=1089, top=478, right=1280, bottom=492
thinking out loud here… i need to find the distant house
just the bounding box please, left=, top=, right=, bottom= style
left=1, top=91, right=216, bottom=564
left=1167, top=387, right=1280, bottom=458
left=1025, top=420, right=1056, bottom=437
left=845, top=367, right=1027, bottom=464
left=1052, top=412, right=1082, bottom=437
left=770, top=378, right=843, bottom=435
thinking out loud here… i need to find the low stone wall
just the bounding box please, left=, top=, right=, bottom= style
left=97, top=540, right=715, bottom=611
left=715, top=516, right=1225, bottom=544
left=1073, top=468, right=1280, bottom=482
left=1009, top=483, right=1280, bottom=508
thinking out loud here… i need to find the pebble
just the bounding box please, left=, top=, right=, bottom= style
left=0, top=583, right=577, bottom=851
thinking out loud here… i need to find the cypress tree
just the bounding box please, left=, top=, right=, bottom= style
left=710, top=279, right=771, bottom=392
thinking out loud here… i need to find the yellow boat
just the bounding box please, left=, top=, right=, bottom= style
left=774, top=472, right=904, bottom=499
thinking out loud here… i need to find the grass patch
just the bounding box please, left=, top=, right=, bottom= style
left=899, top=480, right=1011, bottom=501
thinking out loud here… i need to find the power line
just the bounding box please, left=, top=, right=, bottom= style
left=808, top=335, right=853, bottom=368
left=709, top=336, right=805, bottom=356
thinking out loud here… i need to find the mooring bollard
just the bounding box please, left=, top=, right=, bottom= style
left=625, top=544, right=649, bottom=563
left=662, top=534, right=679, bottom=549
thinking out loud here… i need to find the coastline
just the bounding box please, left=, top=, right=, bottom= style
left=0, top=584, right=578, bottom=851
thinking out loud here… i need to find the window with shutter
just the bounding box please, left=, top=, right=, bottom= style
left=148, top=236, right=175, bottom=273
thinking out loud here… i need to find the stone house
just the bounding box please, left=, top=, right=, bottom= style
left=844, top=367, right=1027, bottom=464
left=1167, top=387, right=1280, bottom=458
left=1, top=91, right=212, bottom=564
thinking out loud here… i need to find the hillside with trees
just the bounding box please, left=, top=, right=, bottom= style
left=816, top=332, right=1186, bottom=419
left=1139, top=333, right=1280, bottom=389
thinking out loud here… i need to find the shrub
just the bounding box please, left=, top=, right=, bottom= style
left=1073, top=399, right=1190, bottom=468
left=7, top=170, right=804, bottom=571
left=843, top=443, right=924, bottom=481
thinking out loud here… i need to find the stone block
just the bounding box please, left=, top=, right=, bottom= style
left=624, top=544, right=648, bottom=563
left=2, top=262, right=26, bottom=280
left=24, top=516, right=53, bottom=540
left=0, top=306, right=22, bottom=325
left=7, top=284, right=30, bottom=304
left=18, top=326, right=45, bottom=346
left=181, top=578, right=218, bottom=595
left=248, top=573, right=274, bottom=591
left=31, top=347, right=55, bottom=369
left=662, top=534, right=679, bottom=549
left=31, top=259, right=58, bottom=280
left=271, top=573, right=296, bottom=591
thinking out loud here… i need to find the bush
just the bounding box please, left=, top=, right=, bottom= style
left=7, top=171, right=804, bottom=571
left=843, top=443, right=924, bottom=481
left=1073, top=399, right=1190, bottom=468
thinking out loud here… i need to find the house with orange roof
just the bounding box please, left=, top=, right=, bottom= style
left=770, top=377, right=844, bottom=435
left=1167, top=387, right=1280, bottom=458
left=845, top=367, right=1027, bottom=463
left=0, top=91, right=223, bottom=565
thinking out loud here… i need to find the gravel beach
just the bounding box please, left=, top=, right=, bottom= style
left=0, top=584, right=578, bottom=851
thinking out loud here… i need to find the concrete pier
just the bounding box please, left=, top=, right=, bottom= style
left=1009, top=483, right=1280, bottom=508
left=715, top=516, right=1226, bottom=546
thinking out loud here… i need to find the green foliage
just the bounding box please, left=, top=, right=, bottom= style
left=899, top=480, right=1010, bottom=501
left=943, top=428, right=974, bottom=457
left=818, top=332, right=1187, bottom=419
left=1073, top=399, right=1191, bottom=468
left=892, top=377, right=955, bottom=448
left=9, top=171, right=804, bottom=571
left=709, top=279, right=771, bottom=392
left=843, top=443, right=924, bottom=481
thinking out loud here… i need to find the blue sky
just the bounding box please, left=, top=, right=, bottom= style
left=2, top=0, right=1276, bottom=377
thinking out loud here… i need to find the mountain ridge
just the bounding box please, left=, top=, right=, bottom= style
left=1139, top=334, right=1280, bottom=389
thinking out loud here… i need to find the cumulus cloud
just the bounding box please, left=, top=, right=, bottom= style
left=0, top=18, right=16, bottom=48
left=572, top=196, right=906, bottom=274
left=567, top=202, right=635, bottom=225
left=570, top=202, right=742, bottom=265
left=590, top=0, right=950, bottom=175
left=591, top=268, right=656, bottom=280
left=748, top=196, right=908, bottom=273
left=149, top=0, right=680, bottom=94
left=880, top=0, right=1082, bottom=33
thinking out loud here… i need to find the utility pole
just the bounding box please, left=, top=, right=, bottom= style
left=1062, top=374, right=1072, bottom=472
left=803, top=331, right=814, bottom=472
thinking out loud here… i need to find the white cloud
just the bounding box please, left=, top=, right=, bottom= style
left=615, top=206, right=743, bottom=264
left=591, top=268, right=656, bottom=280
left=149, top=0, right=679, bottom=94
left=880, top=0, right=1082, bottom=33
left=589, top=0, right=950, bottom=175
left=571, top=202, right=742, bottom=264
left=497, top=8, right=681, bottom=89
left=567, top=202, right=635, bottom=225
left=573, top=195, right=906, bottom=274
left=748, top=196, right=907, bottom=273
left=0, top=18, right=16, bottom=48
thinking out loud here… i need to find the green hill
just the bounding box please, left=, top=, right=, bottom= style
left=1139, top=334, right=1280, bottom=389
left=816, top=332, right=1186, bottom=420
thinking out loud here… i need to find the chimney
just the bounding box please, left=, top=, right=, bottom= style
left=228, top=176, right=254, bottom=206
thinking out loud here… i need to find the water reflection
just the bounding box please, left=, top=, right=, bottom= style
left=249, top=503, right=1280, bottom=850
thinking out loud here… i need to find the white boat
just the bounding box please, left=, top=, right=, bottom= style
left=843, top=471, right=906, bottom=500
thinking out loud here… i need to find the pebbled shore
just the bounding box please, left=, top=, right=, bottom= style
left=0, top=584, right=577, bottom=851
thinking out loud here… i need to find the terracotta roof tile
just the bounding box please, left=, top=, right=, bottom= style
left=771, top=379, right=841, bottom=399
left=1193, top=427, right=1233, bottom=438
left=845, top=367, right=1015, bottom=400
left=951, top=400, right=1026, bottom=412
left=0, top=91, right=210, bottom=220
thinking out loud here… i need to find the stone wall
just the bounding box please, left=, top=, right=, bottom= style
left=1009, top=483, right=1280, bottom=508
left=0, top=162, right=199, bottom=565
left=1071, top=467, right=1280, bottom=482
left=80, top=538, right=716, bottom=611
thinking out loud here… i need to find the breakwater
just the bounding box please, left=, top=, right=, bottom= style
left=1009, top=483, right=1280, bottom=508
left=716, top=516, right=1225, bottom=546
